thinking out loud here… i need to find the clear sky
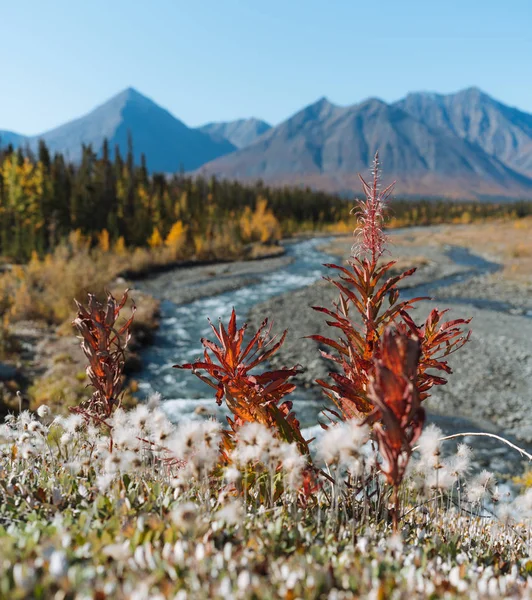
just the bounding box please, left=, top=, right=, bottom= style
left=1, top=0, right=531, bottom=134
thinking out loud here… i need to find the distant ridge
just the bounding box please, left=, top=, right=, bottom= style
left=395, top=87, right=532, bottom=178
left=0, top=130, right=27, bottom=148
left=199, top=89, right=532, bottom=200
left=199, top=118, right=271, bottom=149
left=2, top=86, right=532, bottom=199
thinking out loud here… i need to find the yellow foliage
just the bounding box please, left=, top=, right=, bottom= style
left=69, top=229, right=90, bottom=252
left=193, top=234, right=204, bottom=257
left=326, top=219, right=351, bottom=234
left=239, top=197, right=281, bottom=244
left=114, top=236, right=127, bottom=255
left=165, top=220, right=187, bottom=255
left=98, top=229, right=110, bottom=252
left=137, top=184, right=149, bottom=206
left=177, top=191, right=188, bottom=218
left=514, top=470, right=532, bottom=489
left=9, top=280, right=35, bottom=321
left=514, top=218, right=532, bottom=230
left=148, top=228, right=163, bottom=249
left=460, top=211, right=472, bottom=224
left=0, top=242, right=122, bottom=324
left=0, top=158, right=50, bottom=240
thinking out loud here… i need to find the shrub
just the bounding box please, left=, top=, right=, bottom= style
left=176, top=309, right=309, bottom=461
left=71, top=291, right=135, bottom=423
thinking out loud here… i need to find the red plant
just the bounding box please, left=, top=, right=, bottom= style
left=72, top=291, right=135, bottom=421
left=364, top=327, right=425, bottom=530
left=399, top=308, right=471, bottom=400
left=311, top=257, right=423, bottom=420
left=352, top=152, right=394, bottom=263
left=311, top=154, right=470, bottom=423
left=176, top=309, right=309, bottom=459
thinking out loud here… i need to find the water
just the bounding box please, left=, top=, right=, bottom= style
left=134, top=238, right=507, bottom=421
left=135, top=237, right=339, bottom=424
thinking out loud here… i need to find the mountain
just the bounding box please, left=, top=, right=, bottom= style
left=198, top=94, right=532, bottom=199
left=198, top=118, right=271, bottom=149
left=0, top=88, right=236, bottom=172
left=2, top=87, right=532, bottom=199
left=395, top=87, right=532, bottom=177
left=0, top=130, right=28, bottom=148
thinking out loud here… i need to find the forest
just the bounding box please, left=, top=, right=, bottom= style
left=1, top=139, right=532, bottom=263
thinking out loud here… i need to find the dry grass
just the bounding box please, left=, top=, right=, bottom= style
left=392, top=218, right=532, bottom=282
left=320, top=235, right=431, bottom=273
left=324, top=218, right=532, bottom=282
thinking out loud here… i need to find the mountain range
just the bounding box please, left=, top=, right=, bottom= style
left=2, top=86, right=532, bottom=200
left=0, top=88, right=236, bottom=172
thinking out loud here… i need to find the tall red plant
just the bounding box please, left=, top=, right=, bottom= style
left=176, top=309, right=309, bottom=459
left=311, top=153, right=470, bottom=423
left=72, top=291, right=135, bottom=421
left=365, top=328, right=425, bottom=530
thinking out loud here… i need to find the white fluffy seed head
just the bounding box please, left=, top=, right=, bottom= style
left=231, top=422, right=278, bottom=467
left=171, top=502, right=199, bottom=532
left=318, top=419, right=369, bottom=466
left=37, top=405, right=50, bottom=418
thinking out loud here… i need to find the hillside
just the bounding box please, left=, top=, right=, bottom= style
left=198, top=95, right=532, bottom=199
left=396, top=87, right=532, bottom=177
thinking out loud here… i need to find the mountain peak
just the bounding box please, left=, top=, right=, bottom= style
left=296, top=96, right=338, bottom=123
left=198, top=118, right=271, bottom=149
left=22, top=87, right=235, bottom=171
left=455, top=86, right=490, bottom=101
left=313, top=96, right=332, bottom=106
left=357, top=97, right=388, bottom=109
left=308, top=96, right=336, bottom=111
left=460, top=85, right=484, bottom=94
left=107, top=87, right=156, bottom=109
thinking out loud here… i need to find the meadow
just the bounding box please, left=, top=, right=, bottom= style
left=2, top=155, right=532, bottom=598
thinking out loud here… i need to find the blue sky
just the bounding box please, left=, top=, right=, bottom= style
left=1, top=0, right=531, bottom=134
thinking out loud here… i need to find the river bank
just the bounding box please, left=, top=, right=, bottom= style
left=247, top=231, right=532, bottom=452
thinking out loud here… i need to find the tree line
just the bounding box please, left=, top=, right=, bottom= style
left=0, top=138, right=531, bottom=262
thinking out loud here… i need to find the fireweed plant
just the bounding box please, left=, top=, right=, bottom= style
left=308, top=153, right=471, bottom=526
left=176, top=310, right=309, bottom=461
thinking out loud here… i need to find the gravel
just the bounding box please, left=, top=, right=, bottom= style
left=247, top=250, right=532, bottom=450
left=436, top=272, right=532, bottom=316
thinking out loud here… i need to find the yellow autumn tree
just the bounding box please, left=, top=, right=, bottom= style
left=239, top=197, right=281, bottom=244
left=114, top=236, right=127, bottom=255
left=239, top=207, right=254, bottom=242
left=69, top=229, right=90, bottom=253
left=165, top=220, right=188, bottom=257
left=98, top=229, right=110, bottom=252
left=148, top=227, right=163, bottom=249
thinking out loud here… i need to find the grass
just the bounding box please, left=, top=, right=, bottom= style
left=391, top=217, right=532, bottom=282
left=1, top=409, right=532, bottom=598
